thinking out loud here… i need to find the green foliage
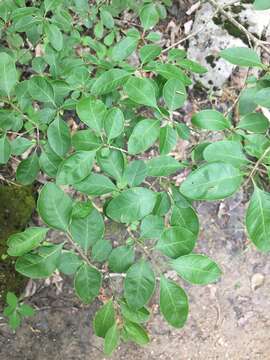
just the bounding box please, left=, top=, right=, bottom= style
left=1, top=0, right=270, bottom=354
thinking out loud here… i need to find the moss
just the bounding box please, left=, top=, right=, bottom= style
left=0, top=184, right=35, bottom=305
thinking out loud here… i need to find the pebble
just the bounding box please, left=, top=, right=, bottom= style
left=251, top=273, right=264, bottom=291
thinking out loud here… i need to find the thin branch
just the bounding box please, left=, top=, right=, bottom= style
left=243, top=146, right=270, bottom=187
left=207, top=0, right=270, bottom=55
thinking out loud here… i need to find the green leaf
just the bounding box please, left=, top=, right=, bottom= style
left=18, top=304, right=35, bottom=317
left=246, top=185, right=270, bottom=252
left=0, top=52, right=18, bottom=96
left=74, top=173, right=116, bottom=196
left=6, top=292, right=18, bottom=308
left=140, top=3, right=159, bottom=30
left=11, top=137, right=33, bottom=156
left=176, top=123, right=190, bottom=140
left=72, top=130, right=102, bottom=151
left=139, top=44, right=161, bottom=64
left=45, top=23, right=63, bottom=51
left=120, top=301, right=150, bottom=323
left=100, top=9, right=114, bottom=29
left=74, top=263, right=101, bottom=304
left=254, top=0, right=270, bottom=10
left=15, top=244, right=62, bottom=279
left=37, top=183, right=73, bottom=231
left=7, top=227, right=48, bottom=257
left=163, top=79, right=187, bottom=110
left=104, top=323, right=119, bottom=355
left=238, top=112, right=269, bottom=133
left=154, top=63, right=192, bottom=86
left=160, top=276, right=188, bottom=328
left=254, top=88, right=270, bottom=108
left=0, top=135, right=11, bottom=164
left=8, top=312, right=21, bottom=330
left=106, top=187, right=156, bottom=223
left=152, top=192, right=171, bottom=216
left=47, top=117, right=71, bottom=157
left=220, top=47, right=263, bottom=68
left=147, top=155, right=182, bottom=176
left=70, top=207, right=104, bottom=252
left=140, top=215, right=164, bottom=239
left=58, top=250, right=82, bottom=275
left=159, top=126, right=177, bottom=155
left=178, top=59, right=207, bottom=74
left=180, top=162, right=242, bottom=200
left=123, top=160, right=147, bottom=187
left=123, top=321, right=150, bottom=345
left=104, top=108, right=124, bottom=141
left=76, top=98, right=106, bottom=134
left=171, top=254, right=222, bottom=285
left=171, top=205, right=199, bottom=237
left=16, top=152, right=40, bottom=185
left=124, top=261, right=155, bottom=310
left=39, top=143, right=63, bottom=178
left=56, top=151, right=95, bottom=185
left=124, top=77, right=157, bottom=108
left=97, top=149, right=125, bottom=182
left=28, top=76, right=55, bottom=104
left=44, top=0, right=63, bottom=12
left=203, top=140, right=248, bottom=167
left=191, top=110, right=231, bottom=130
left=108, top=246, right=135, bottom=273
left=156, top=226, right=196, bottom=259
left=91, top=239, right=112, bottom=263
left=91, top=69, right=130, bottom=96
left=111, top=36, right=138, bottom=62
left=93, top=300, right=115, bottom=338
left=71, top=201, right=92, bottom=219
left=128, top=118, right=160, bottom=155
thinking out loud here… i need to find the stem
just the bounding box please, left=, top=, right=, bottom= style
left=244, top=146, right=270, bottom=187
left=206, top=0, right=270, bottom=56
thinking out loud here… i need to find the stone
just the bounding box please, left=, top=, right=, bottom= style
left=251, top=273, right=265, bottom=291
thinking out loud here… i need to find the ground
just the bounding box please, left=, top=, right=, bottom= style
left=1, top=193, right=270, bottom=360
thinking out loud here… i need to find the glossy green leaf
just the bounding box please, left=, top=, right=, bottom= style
left=37, top=183, right=73, bottom=231
left=140, top=215, right=164, bottom=239
left=104, top=324, right=119, bottom=355
left=0, top=52, right=18, bottom=96
left=203, top=140, right=248, bottom=167
left=74, top=173, right=116, bottom=195
left=180, top=162, right=242, bottom=200
left=128, top=119, right=160, bottom=155
left=171, top=205, right=199, bottom=237
left=111, top=36, right=138, bottom=62
left=171, top=254, right=222, bottom=285
left=7, top=227, right=48, bottom=257
left=56, top=151, right=95, bottom=185
left=71, top=130, right=102, bottom=151
left=39, top=143, right=62, bottom=178
left=159, top=125, right=177, bottom=155
left=106, top=187, right=156, bottom=223
left=120, top=301, right=150, bottom=323
left=97, top=149, right=125, bottom=182
left=160, top=276, right=188, bottom=328
left=254, top=88, right=270, bottom=108
left=140, top=3, right=159, bottom=30
left=238, top=112, right=269, bottom=133
left=76, top=98, right=106, bottom=134
left=139, top=44, right=161, bottom=64
left=58, top=250, right=82, bottom=275
left=15, top=244, right=62, bottom=279
left=246, top=185, right=270, bottom=252
left=124, top=77, right=157, bottom=108
left=156, top=226, right=196, bottom=258
left=47, top=117, right=71, bottom=157
left=123, top=159, right=147, bottom=187
left=91, top=239, right=112, bottom=262
left=16, top=152, right=40, bottom=185
left=45, top=23, right=63, bottom=51
left=152, top=192, right=171, bottom=216
left=163, top=79, right=187, bottom=110
left=0, top=135, right=11, bottom=164
left=70, top=207, right=104, bottom=252
left=147, top=155, right=182, bottom=176
left=178, top=58, right=207, bottom=74
left=91, top=69, right=130, bottom=96
left=28, top=76, right=55, bottom=104
left=93, top=300, right=115, bottom=338
left=154, top=63, right=192, bottom=86
left=108, top=246, right=135, bottom=273
left=71, top=201, right=92, bottom=219
left=254, top=0, right=270, bottom=10
left=220, top=47, right=263, bottom=67
left=191, top=110, right=231, bottom=130
left=123, top=321, right=150, bottom=345
left=104, top=108, right=124, bottom=141
left=124, top=261, right=155, bottom=310
left=74, top=263, right=101, bottom=304
left=11, top=137, right=33, bottom=156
